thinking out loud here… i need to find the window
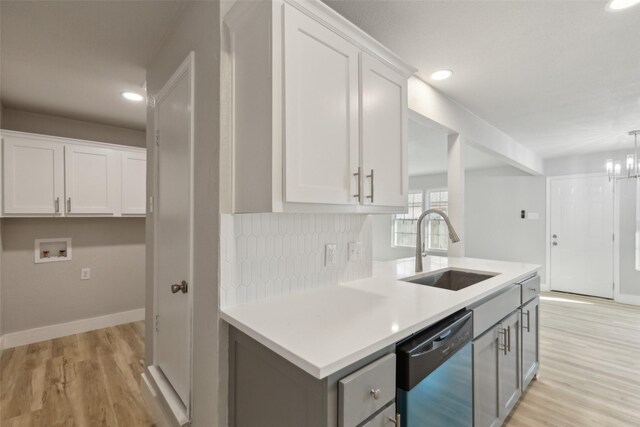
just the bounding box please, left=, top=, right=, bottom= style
left=392, top=192, right=423, bottom=247
left=426, top=190, right=449, bottom=251
left=391, top=189, right=449, bottom=252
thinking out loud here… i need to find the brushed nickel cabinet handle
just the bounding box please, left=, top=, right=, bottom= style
left=366, top=169, right=374, bottom=203
left=498, top=327, right=508, bottom=355
left=370, top=388, right=381, bottom=400
left=523, top=310, right=531, bottom=333
left=353, top=167, right=362, bottom=203
left=507, top=325, right=512, bottom=353
left=55, top=197, right=60, bottom=213
left=67, top=197, right=71, bottom=213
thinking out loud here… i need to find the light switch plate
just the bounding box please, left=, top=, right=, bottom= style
left=81, top=268, right=91, bottom=280
left=348, top=242, right=363, bottom=261
left=325, top=244, right=337, bottom=267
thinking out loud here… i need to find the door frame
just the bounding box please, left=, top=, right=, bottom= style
left=151, top=51, right=195, bottom=419
left=545, top=173, right=617, bottom=298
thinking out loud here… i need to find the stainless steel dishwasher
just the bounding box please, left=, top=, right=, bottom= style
left=396, top=310, right=473, bottom=427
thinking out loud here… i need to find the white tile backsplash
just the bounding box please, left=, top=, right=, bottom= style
left=220, top=213, right=372, bottom=307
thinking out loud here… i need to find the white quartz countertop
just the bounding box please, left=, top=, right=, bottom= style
left=221, top=256, right=540, bottom=379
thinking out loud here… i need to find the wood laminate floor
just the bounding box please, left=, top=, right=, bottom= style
left=0, top=322, right=153, bottom=427
left=506, top=292, right=640, bottom=426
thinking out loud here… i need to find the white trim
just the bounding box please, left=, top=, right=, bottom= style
left=0, top=129, right=146, bottom=153
left=147, top=366, right=190, bottom=427
left=540, top=281, right=550, bottom=292
left=613, top=179, right=622, bottom=303
left=141, top=372, right=182, bottom=427
left=614, top=293, right=640, bottom=306
left=0, top=308, right=145, bottom=350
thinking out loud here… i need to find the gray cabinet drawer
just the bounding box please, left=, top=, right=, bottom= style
left=520, top=275, right=540, bottom=304
left=339, top=353, right=396, bottom=427
left=362, top=404, right=397, bottom=427
left=471, top=285, right=521, bottom=338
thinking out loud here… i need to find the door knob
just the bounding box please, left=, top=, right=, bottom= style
left=171, top=280, right=188, bottom=294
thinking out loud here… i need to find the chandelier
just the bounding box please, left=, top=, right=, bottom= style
left=607, top=130, right=640, bottom=181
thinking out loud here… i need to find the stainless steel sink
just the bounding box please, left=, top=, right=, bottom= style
left=403, top=268, right=497, bottom=291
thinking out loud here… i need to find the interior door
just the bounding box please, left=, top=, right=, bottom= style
left=283, top=3, right=359, bottom=205
left=550, top=175, right=614, bottom=298
left=360, top=52, right=407, bottom=208
left=154, top=54, right=193, bottom=410
left=121, top=150, right=147, bottom=215
left=3, top=135, right=64, bottom=214
left=65, top=144, right=118, bottom=214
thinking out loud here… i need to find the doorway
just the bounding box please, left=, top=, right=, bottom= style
left=549, top=174, right=614, bottom=298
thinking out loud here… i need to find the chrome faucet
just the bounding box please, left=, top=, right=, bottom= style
left=415, top=209, right=461, bottom=273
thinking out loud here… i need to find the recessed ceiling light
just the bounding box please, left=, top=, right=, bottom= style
left=121, top=91, right=144, bottom=102
left=430, top=70, right=453, bottom=81
left=606, top=0, right=640, bottom=11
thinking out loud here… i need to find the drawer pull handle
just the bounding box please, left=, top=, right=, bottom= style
left=370, top=388, right=381, bottom=400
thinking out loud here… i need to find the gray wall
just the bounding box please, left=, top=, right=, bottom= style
left=465, top=167, right=547, bottom=278
left=0, top=108, right=146, bottom=334
left=1, top=108, right=145, bottom=147
left=145, top=1, right=221, bottom=425
left=1, top=218, right=145, bottom=333
left=547, top=149, right=640, bottom=296
left=373, top=168, right=547, bottom=281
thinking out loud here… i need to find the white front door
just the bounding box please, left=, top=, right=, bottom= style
left=550, top=175, right=614, bottom=298
left=154, top=54, right=194, bottom=410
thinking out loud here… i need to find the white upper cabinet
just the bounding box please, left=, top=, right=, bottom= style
left=283, top=4, right=359, bottom=206
left=2, top=135, right=64, bottom=215
left=225, top=0, right=415, bottom=214
left=360, top=53, right=408, bottom=208
left=121, top=151, right=147, bottom=215
left=1, top=130, right=146, bottom=217
left=65, top=144, right=119, bottom=215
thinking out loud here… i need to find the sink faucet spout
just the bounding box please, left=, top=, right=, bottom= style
left=415, top=209, right=461, bottom=273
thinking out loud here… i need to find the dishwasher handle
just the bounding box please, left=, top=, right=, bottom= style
left=397, top=311, right=472, bottom=391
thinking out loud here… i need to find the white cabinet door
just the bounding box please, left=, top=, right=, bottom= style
left=121, top=151, right=147, bottom=215
left=3, top=136, right=64, bottom=215
left=65, top=144, right=118, bottom=215
left=360, top=53, right=407, bottom=208
left=283, top=3, right=360, bottom=205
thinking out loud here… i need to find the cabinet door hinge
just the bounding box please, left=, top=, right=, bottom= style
left=155, top=314, right=159, bottom=332
left=155, top=130, right=160, bottom=147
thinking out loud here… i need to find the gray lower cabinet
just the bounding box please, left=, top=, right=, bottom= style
left=229, top=326, right=396, bottom=427
left=473, top=309, right=522, bottom=427
left=498, top=310, right=521, bottom=419
left=361, top=404, right=397, bottom=427
left=473, top=324, right=501, bottom=427
left=521, top=297, right=540, bottom=390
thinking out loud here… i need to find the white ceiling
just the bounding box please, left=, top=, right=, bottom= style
left=0, top=1, right=186, bottom=131
left=408, top=115, right=505, bottom=176
left=325, top=0, right=640, bottom=159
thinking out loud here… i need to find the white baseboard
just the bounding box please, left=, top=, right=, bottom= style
left=141, top=372, right=177, bottom=427
left=540, top=282, right=550, bottom=292
left=0, top=308, right=145, bottom=350
left=615, top=293, right=640, bottom=306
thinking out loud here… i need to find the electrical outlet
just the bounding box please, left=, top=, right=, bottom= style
left=325, top=244, right=337, bottom=267
left=348, top=242, right=363, bottom=261
left=81, top=268, right=91, bottom=280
